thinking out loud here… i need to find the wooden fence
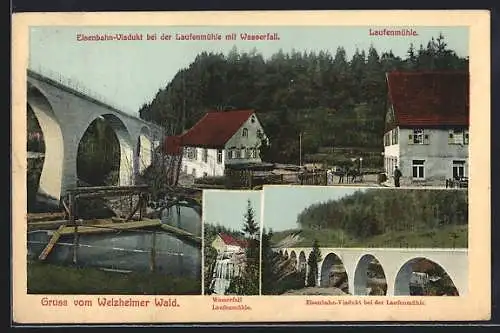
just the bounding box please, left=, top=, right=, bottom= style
left=298, top=171, right=328, bottom=186
left=224, top=169, right=290, bottom=189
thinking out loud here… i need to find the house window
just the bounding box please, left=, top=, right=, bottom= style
left=242, top=128, right=248, bottom=137
left=235, top=149, right=241, bottom=159
left=217, top=150, right=223, bottom=164
left=391, top=128, right=399, bottom=145
left=202, top=148, right=208, bottom=163
left=413, top=129, right=424, bottom=144
left=412, top=160, right=425, bottom=179
left=227, top=149, right=233, bottom=160
left=185, top=147, right=193, bottom=159
left=192, top=168, right=197, bottom=178
left=449, top=129, right=469, bottom=145
left=187, top=147, right=198, bottom=160
left=409, top=129, right=429, bottom=145
left=453, top=160, right=466, bottom=179
left=246, top=148, right=252, bottom=159
left=251, top=115, right=256, bottom=124
left=252, top=148, right=258, bottom=159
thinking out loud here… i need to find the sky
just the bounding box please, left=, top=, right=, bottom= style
left=203, top=190, right=262, bottom=232
left=29, top=25, right=468, bottom=115
left=262, top=186, right=369, bottom=231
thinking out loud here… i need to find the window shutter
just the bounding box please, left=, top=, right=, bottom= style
left=448, top=130, right=454, bottom=144
left=408, top=134, right=414, bottom=144
left=424, top=134, right=430, bottom=145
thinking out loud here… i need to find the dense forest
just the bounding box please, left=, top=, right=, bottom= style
left=296, top=189, right=468, bottom=240
left=139, top=34, right=468, bottom=165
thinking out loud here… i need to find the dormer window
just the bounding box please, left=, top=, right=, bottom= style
left=251, top=115, right=256, bottom=124
left=242, top=128, right=248, bottom=137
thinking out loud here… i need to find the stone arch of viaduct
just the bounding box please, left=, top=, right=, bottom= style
left=27, top=70, right=163, bottom=203
left=277, top=247, right=468, bottom=296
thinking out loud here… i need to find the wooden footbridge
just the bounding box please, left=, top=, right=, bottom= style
left=28, top=185, right=202, bottom=264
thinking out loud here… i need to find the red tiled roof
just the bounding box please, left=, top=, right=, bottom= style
left=386, top=71, right=469, bottom=128
left=180, top=110, right=255, bottom=148
left=219, top=233, right=248, bottom=248
left=163, top=135, right=183, bottom=155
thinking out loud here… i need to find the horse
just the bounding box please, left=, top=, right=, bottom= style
left=346, top=168, right=362, bottom=183
left=334, top=168, right=346, bottom=184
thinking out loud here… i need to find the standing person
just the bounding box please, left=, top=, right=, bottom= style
left=338, top=167, right=344, bottom=184
left=394, top=166, right=402, bottom=188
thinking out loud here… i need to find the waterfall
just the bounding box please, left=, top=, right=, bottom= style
left=209, top=251, right=245, bottom=295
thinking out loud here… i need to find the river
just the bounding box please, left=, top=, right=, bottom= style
left=27, top=205, right=201, bottom=280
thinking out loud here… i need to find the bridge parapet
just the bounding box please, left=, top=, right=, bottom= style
left=27, top=67, right=164, bottom=135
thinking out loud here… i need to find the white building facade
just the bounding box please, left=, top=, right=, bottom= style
left=182, top=147, right=225, bottom=178
left=383, top=71, right=469, bottom=186
left=384, top=126, right=469, bottom=185
left=180, top=110, right=267, bottom=179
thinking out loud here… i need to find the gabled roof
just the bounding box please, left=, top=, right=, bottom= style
left=218, top=233, right=248, bottom=248
left=386, top=71, right=469, bottom=128
left=163, top=135, right=182, bottom=155
left=180, top=110, right=255, bottom=148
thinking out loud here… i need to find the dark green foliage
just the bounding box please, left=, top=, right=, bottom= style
left=242, top=200, right=259, bottom=239
left=204, top=223, right=244, bottom=240
left=203, top=241, right=218, bottom=294
left=225, top=201, right=260, bottom=295
left=296, top=189, right=468, bottom=240
left=270, top=224, right=468, bottom=248
left=261, top=228, right=307, bottom=295
left=260, top=228, right=274, bottom=294
left=139, top=36, right=468, bottom=165
left=307, top=239, right=322, bottom=287
left=77, top=119, right=121, bottom=186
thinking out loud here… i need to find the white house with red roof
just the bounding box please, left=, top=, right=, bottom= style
left=211, top=232, right=248, bottom=255
left=383, top=71, right=469, bottom=185
left=173, top=109, right=267, bottom=178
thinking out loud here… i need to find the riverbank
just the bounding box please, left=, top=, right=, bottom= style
left=281, top=287, right=347, bottom=295
left=271, top=224, right=468, bottom=248
left=27, top=261, right=201, bottom=295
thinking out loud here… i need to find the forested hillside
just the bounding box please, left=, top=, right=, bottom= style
left=139, top=34, right=468, bottom=164
left=296, top=189, right=468, bottom=240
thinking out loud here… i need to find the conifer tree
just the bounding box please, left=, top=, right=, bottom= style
left=306, top=239, right=322, bottom=287
left=226, top=200, right=260, bottom=295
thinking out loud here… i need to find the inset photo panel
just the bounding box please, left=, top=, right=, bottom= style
left=202, top=190, right=262, bottom=295
left=261, top=185, right=467, bottom=297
